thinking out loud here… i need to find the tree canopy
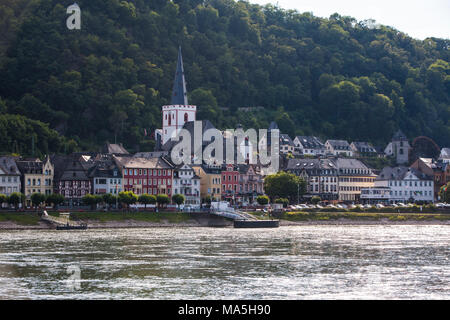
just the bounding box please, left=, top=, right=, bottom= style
left=0, top=0, right=448, bottom=156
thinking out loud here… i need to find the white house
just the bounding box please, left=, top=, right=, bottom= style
left=361, top=166, right=434, bottom=204
left=0, top=156, right=21, bottom=197
left=279, top=134, right=295, bottom=155
left=325, top=140, right=353, bottom=157
left=172, top=164, right=201, bottom=208
left=89, top=158, right=123, bottom=195
left=439, top=148, right=450, bottom=164
left=293, top=136, right=326, bottom=157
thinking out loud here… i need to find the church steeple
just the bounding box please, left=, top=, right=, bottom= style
left=171, top=46, right=188, bottom=105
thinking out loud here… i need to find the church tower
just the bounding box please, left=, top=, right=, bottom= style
left=161, top=47, right=197, bottom=145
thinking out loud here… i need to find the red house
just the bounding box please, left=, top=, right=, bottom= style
left=221, top=164, right=239, bottom=204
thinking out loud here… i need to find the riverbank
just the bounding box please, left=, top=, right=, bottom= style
left=0, top=211, right=232, bottom=230
left=1, top=211, right=449, bottom=230
left=273, top=211, right=450, bottom=226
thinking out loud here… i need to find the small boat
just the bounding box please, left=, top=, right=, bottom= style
left=56, top=224, right=88, bottom=230
left=233, top=220, right=279, bottom=229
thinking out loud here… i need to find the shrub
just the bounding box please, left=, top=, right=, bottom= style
left=256, top=195, right=269, bottom=206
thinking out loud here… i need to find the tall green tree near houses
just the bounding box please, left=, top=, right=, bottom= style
left=138, top=194, right=156, bottom=209
left=118, top=191, right=138, bottom=210
left=0, top=194, right=7, bottom=207
left=264, top=172, right=306, bottom=203
left=7, top=192, right=25, bottom=210
left=46, top=193, right=65, bottom=209
left=30, top=193, right=46, bottom=209
left=102, top=193, right=117, bottom=209
left=256, top=195, right=269, bottom=206
left=156, top=194, right=170, bottom=209
left=172, top=194, right=185, bottom=208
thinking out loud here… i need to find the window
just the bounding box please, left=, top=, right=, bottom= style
left=184, top=113, right=188, bottom=122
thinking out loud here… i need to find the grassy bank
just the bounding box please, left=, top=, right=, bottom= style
left=54, top=211, right=192, bottom=223
left=0, top=211, right=193, bottom=225
left=277, top=211, right=450, bottom=222
left=0, top=212, right=41, bottom=225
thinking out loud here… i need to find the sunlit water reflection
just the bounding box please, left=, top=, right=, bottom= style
left=0, top=225, right=448, bottom=299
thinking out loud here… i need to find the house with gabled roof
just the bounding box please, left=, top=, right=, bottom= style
left=286, top=158, right=338, bottom=202
left=0, top=156, right=21, bottom=197
left=325, top=140, right=353, bottom=157
left=293, top=136, right=326, bottom=157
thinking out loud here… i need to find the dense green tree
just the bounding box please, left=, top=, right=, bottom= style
left=171, top=194, right=185, bottom=208
left=256, top=195, right=269, bottom=205
left=7, top=192, right=25, bottom=210
left=82, top=194, right=101, bottom=210
left=46, top=193, right=65, bottom=209
left=0, top=194, right=7, bottom=207
left=30, top=192, right=46, bottom=209
left=138, top=193, right=156, bottom=209
left=0, top=0, right=447, bottom=152
left=118, top=191, right=138, bottom=210
left=156, top=194, right=170, bottom=208
left=102, top=193, right=117, bottom=209
left=264, top=171, right=306, bottom=203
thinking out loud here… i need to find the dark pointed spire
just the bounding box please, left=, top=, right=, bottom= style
left=171, top=46, right=188, bottom=105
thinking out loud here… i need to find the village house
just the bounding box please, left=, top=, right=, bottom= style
left=361, top=167, right=434, bottom=204
left=293, top=136, right=326, bottom=157
left=16, top=156, right=54, bottom=206
left=115, top=156, right=173, bottom=196
left=335, top=158, right=376, bottom=202
left=221, top=164, right=240, bottom=204
left=325, top=140, right=353, bottom=157
left=279, top=134, right=295, bottom=155
left=350, top=142, right=377, bottom=157
left=88, top=155, right=123, bottom=195
left=410, top=158, right=448, bottom=201
left=0, top=156, right=21, bottom=197
left=51, top=154, right=94, bottom=206
left=286, top=158, right=339, bottom=202
left=438, top=148, right=450, bottom=164
left=237, top=164, right=264, bottom=205
left=172, top=164, right=201, bottom=207
left=192, top=164, right=222, bottom=202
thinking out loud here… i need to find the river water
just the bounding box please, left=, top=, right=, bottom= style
left=0, top=225, right=448, bottom=299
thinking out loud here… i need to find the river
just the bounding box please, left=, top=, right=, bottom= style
left=0, top=225, right=448, bottom=299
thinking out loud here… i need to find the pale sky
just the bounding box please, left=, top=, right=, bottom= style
left=249, top=0, right=450, bottom=40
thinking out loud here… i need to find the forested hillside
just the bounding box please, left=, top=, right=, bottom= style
left=0, top=0, right=449, bottom=156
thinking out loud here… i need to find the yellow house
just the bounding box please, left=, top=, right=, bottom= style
left=335, top=158, right=376, bottom=202
left=17, top=156, right=54, bottom=206
left=192, top=165, right=222, bottom=202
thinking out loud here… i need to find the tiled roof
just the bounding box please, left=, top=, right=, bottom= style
left=295, top=136, right=325, bottom=149
left=351, top=141, right=377, bottom=153
left=0, top=156, right=20, bottom=175
left=377, top=166, right=432, bottom=181
left=103, top=143, right=129, bottom=155
left=280, top=134, right=294, bottom=146
left=286, top=158, right=337, bottom=171
left=327, top=140, right=350, bottom=150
